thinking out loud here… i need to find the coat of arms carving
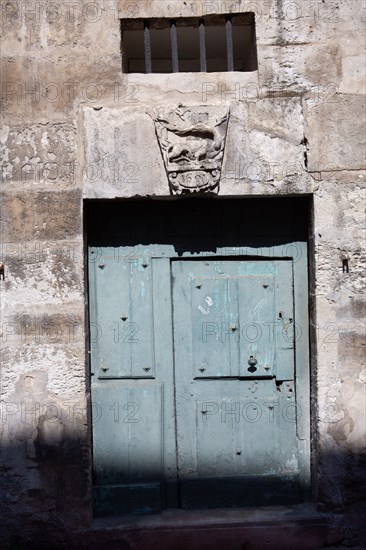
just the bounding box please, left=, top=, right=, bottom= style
left=154, top=105, right=230, bottom=195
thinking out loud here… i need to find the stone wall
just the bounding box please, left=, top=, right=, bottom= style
left=0, top=0, right=365, bottom=547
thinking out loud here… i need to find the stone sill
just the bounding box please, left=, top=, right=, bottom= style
left=120, top=71, right=260, bottom=102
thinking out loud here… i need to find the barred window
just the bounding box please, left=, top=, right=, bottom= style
left=121, top=13, right=258, bottom=74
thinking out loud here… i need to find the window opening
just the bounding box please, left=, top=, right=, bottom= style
left=121, top=13, right=258, bottom=74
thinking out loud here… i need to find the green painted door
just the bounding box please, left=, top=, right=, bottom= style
left=88, top=199, right=310, bottom=515
left=172, top=259, right=300, bottom=508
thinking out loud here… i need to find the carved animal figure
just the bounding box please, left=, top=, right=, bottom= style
left=164, top=124, right=223, bottom=165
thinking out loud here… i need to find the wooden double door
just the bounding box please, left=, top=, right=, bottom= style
left=87, top=199, right=310, bottom=516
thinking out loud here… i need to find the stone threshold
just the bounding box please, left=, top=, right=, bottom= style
left=83, top=504, right=333, bottom=550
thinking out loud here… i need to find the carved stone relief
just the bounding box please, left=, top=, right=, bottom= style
left=154, top=105, right=230, bottom=195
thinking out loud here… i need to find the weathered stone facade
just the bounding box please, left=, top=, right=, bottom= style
left=0, top=1, right=365, bottom=548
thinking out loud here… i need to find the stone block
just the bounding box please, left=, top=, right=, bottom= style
left=82, top=106, right=167, bottom=197
left=1, top=0, right=120, bottom=56
left=222, top=97, right=306, bottom=191
left=304, top=94, right=366, bottom=172
left=0, top=190, right=82, bottom=241
left=0, top=123, right=77, bottom=188
left=258, top=43, right=342, bottom=93
left=1, top=55, right=122, bottom=121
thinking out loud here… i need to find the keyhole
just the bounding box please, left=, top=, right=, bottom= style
left=248, top=356, right=258, bottom=373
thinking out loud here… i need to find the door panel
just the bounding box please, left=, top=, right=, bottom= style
left=176, top=260, right=294, bottom=381
left=172, top=259, right=300, bottom=508
left=92, top=382, right=163, bottom=515
left=92, top=382, right=163, bottom=485
left=89, top=250, right=155, bottom=379
left=191, top=265, right=240, bottom=377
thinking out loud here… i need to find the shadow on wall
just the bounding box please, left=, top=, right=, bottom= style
left=1, top=433, right=366, bottom=549
left=0, top=428, right=91, bottom=549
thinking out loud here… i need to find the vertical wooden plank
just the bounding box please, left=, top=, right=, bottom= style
left=129, top=258, right=155, bottom=378
left=171, top=261, right=198, bottom=480
left=292, top=242, right=311, bottom=492
left=152, top=258, right=178, bottom=507
left=274, top=261, right=295, bottom=381
left=88, top=247, right=99, bottom=378
left=237, top=262, right=276, bottom=379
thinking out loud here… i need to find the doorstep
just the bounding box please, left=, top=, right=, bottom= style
left=81, top=504, right=333, bottom=550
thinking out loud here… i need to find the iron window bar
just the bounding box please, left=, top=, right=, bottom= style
left=199, top=19, right=207, bottom=72
left=144, top=21, right=152, bottom=73
left=225, top=16, right=234, bottom=71
left=170, top=21, right=179, bottom=73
